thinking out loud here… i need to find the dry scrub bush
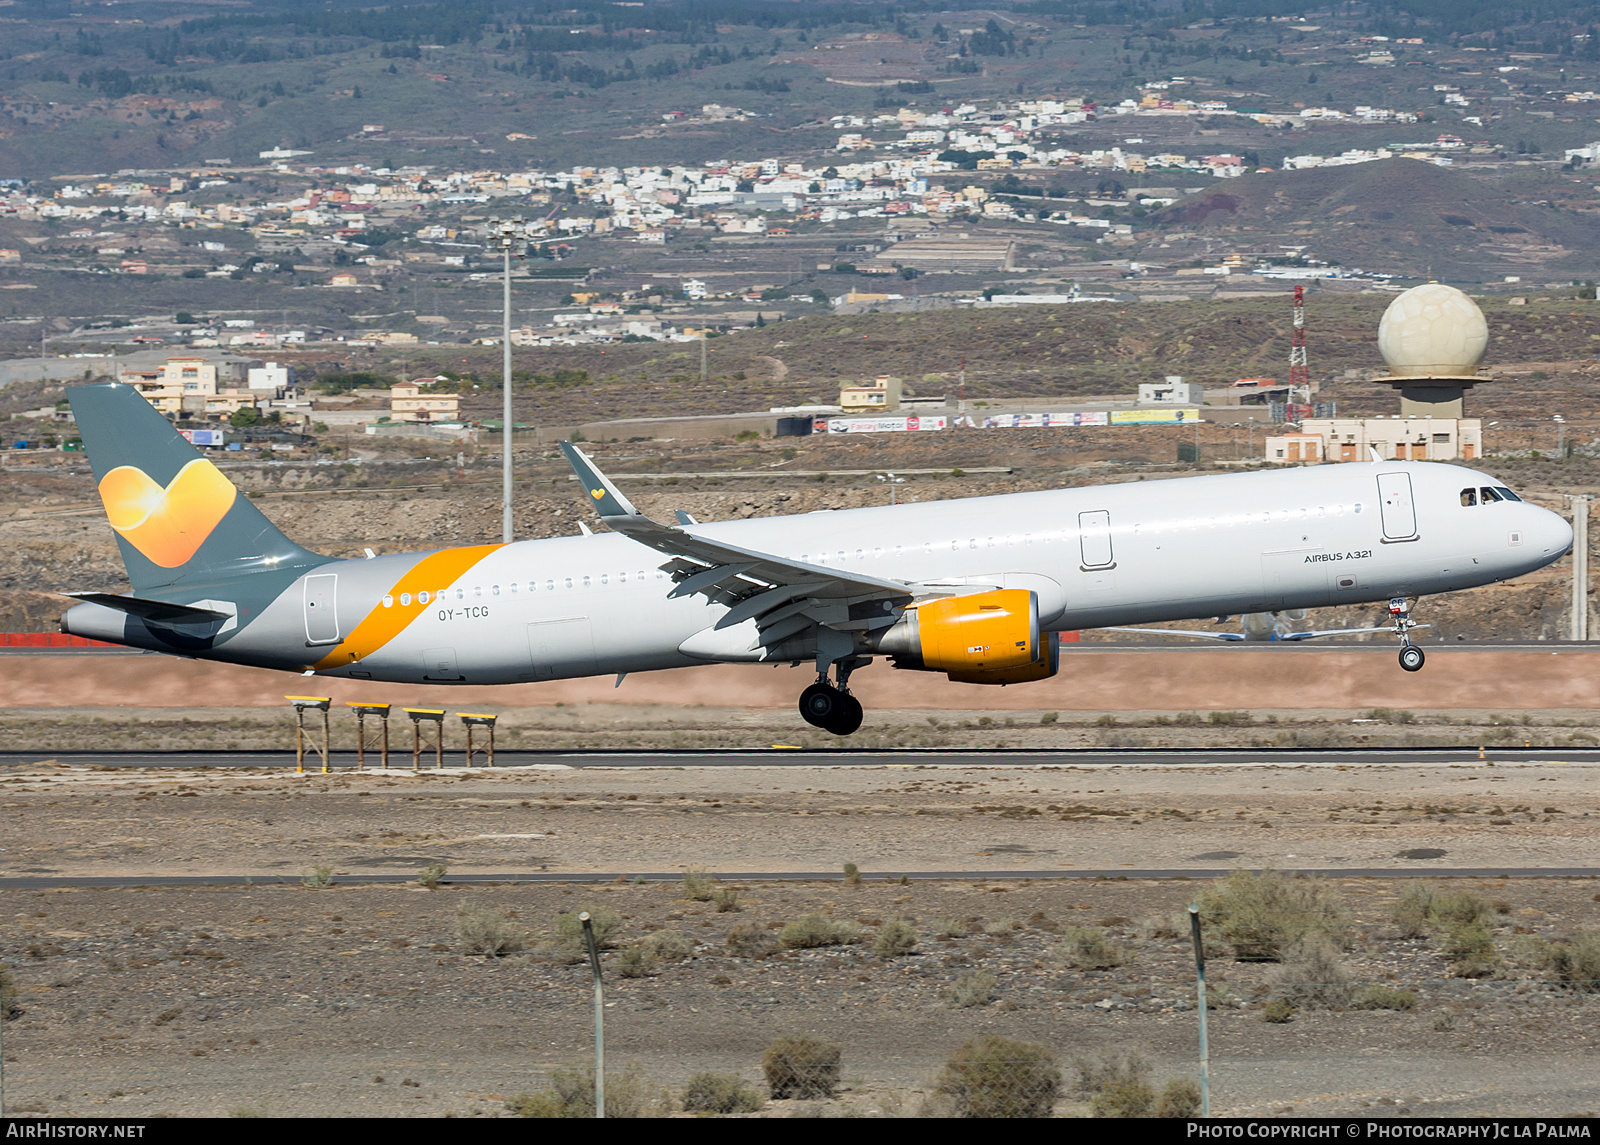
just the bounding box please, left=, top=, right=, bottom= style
left=682, top=1072, right=765, bottom=1114
left=779, top=914, right=861, bottom=949
left=616, top=945, right=656, bottom=979
left=416, top=862, right=446, bottom=890
left=1543, top=930, right=1600, bottom=990
left=842, top=862, right=861, bottom=886
left=937, top=1035, right=1060, bottom=1118
left=934, top=917, right=973, bottom=938
left=1444, top=921, right=1499, bottom=978
left=712, top=887, right=740, bottom=913
left=1264, top=940, right=1353, bottom=1009
left=301, top=865, right=334, bottom=889
left=1390, top=883, right=1435, bottom=938
left=1261, top=1000, right=1295, bottom=1023
left=457, top=904, right=529, bottom=957
left=642, top=929, right=696, bottom=962
left=506, top=1066, right=659, bottom=1118
left=1351, top=985, right=1417, bottom=1011
left=1058, top=926, right=1130, bottom=970
left=552, top=907, right=622, bottom=958
left=1431, top=891, right=1494, bottom=928
left=1199, top=870, right=1351, bottom=960
left=872, top=919, right=918, bottom=958
left=946, top=970, right=999, bottom=1009
left=1155, top=1078, right=1203, bottom=1118
left=762, top=1035, right=841, bottom=1099
left=0, top=963, right=17, bottom=1019
left=1075, top=1052, right=1155, bottom=1116
left=681, top=868, right=714, bottom=902
left=725, top=921, right=775, bottom=957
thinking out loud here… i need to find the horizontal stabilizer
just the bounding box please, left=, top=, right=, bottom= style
left=63, top=593, right=230, bottom=625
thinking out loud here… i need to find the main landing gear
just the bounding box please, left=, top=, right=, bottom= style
left=799, top=658, right=865, bottom=736
left=1390, top=596, right=1426, bottom=673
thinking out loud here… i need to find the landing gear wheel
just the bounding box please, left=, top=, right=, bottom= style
left=1399, top=646, right=1425, bottom=673
left=824, top=693, right=864, bottom=737
left=799, top=682, right=839, bottom=727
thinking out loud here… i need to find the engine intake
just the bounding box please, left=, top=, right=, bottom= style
left=874, top=589, right=1058, bottom=685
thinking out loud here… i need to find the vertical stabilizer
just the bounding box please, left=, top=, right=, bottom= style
left=68, top=382, right=326, bottom=593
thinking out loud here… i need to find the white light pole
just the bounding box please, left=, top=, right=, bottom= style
left=487, top=216, right=533, bottom=543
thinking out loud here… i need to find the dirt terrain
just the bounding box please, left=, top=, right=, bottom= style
left=2, top=758, right=1600, bottom=1118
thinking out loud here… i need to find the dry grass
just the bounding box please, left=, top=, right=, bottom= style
left=946, top=970, right=999, bottom=1009
left=506, top=1066, right=661, bottom=1118
left=725, top=921, right=776, bottom=957
left=712, top=887, right=740, bottom=913
left=1543, top=930, right=1600, bottom=991
left=416, top=862, right=447, bottom=890
left=681, top=867, right=714, bottom=902
left=682, top=1072, right=765, bottom=1114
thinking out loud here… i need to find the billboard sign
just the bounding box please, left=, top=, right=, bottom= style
left=1108, top=408, right=1202, bottom=425
left=180, top=429, right=227, bottom=447
left=826, top=415, right=948, bottom=434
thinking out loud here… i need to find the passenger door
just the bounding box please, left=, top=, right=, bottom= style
left=303, top=573, right=340, bottom=645
left=1377, top=472, right=1418, bottom=541
left=1078, top=510, right=1115, bottom=569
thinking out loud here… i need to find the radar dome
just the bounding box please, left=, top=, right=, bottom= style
left=1377, top=283, right=1488, bottom=377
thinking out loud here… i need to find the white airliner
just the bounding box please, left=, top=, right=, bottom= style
left=60, top=383, right=1572, bottom=735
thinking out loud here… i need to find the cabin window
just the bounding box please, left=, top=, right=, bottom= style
left=600, top=574, right=608, bottom=586
left=418, top=591, right=430, bottom=604
left=492, top=585, right=501, bottom=595
left=509, top=583, right=517, bottom=595
left=855, top=549, right=864, bottom=561
left=382, top=595, right=393, bottom=609
left=455, top=587, right=465, bottom=600
left=1461, top=488, right=1477, bottom=507
left=474, top=585, right=483, bottom=598
left=400, top=592, right=411, bottom=606
left=564, top=578, right=573, bottom=589
left=544, top=580, right=554, bottom=592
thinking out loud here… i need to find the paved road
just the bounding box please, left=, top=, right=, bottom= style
left=2, top=747, right=1597, bottom=770
left=2, top=867, right=1598, bottom=891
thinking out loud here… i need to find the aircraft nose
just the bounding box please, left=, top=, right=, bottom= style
left=1537, top=504, right=1574, bottom=557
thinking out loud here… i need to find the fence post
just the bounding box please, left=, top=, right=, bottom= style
left=581, top=912, right=605, bottom=1119
left=1188, top=904, right=1210, bottom=1118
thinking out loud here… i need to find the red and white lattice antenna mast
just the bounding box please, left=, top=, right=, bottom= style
left=1288, top=284, right=1309, bottom=398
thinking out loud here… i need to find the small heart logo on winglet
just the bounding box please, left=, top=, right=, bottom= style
left=98, top=459, right=237, bottom=568
left=590, top=488, right=606, bottom=500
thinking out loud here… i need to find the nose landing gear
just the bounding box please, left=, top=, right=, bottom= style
left=1390, top=597, right=1426, bottom=672
left=798, top=658, right=866, bottom=736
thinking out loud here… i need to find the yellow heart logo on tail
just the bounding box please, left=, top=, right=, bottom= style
left=590, top=488, right=606, bottom=500
left=98, top=459, right=238, bottom=568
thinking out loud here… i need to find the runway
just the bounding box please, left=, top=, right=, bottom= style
left=2, top=747, right=1598, bottom=769
left=3, top=867, right=1598, bottom=891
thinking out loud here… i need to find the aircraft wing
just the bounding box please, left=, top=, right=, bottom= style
left=1276, top=625, right=1429, bottom=642
left=561, top=443, right=915, bottom=647
left=1102, top=627, right=1246, bottom=642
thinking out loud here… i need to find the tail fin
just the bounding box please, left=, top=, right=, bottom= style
left=68, top=382, right=324, bottom=593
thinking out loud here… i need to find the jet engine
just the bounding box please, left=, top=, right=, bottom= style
left=874, top=589, right=1059, bottom=685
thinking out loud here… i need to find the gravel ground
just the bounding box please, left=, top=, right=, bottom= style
left=2, top=759, right=1600, bottom=1117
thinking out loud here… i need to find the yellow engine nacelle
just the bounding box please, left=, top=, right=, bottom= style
left=874, top=589, right=1059, bottom=685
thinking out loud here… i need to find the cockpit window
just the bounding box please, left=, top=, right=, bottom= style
left=1480, top=487, right=1502, bottom=503
left=1496, top=486, right=1522, bottom=502
left=1460, top=488, right=1477, bottom=507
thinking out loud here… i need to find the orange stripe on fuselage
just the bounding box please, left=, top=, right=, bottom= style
left=312, top=544, right=502, bottom=671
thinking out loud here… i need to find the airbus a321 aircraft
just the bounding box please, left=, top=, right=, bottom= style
left=60, top=382, right=1572, bottom=736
